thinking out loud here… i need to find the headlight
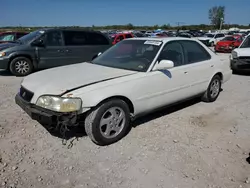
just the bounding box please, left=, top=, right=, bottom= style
left=36, top=95, right=82, bottom=112
left=232, top=51, right=238, bottom=59
left=0, top=52, right=6, bottom=57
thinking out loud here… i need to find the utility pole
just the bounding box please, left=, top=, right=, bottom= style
left=219, top=18, right=224, bottom=31
left=176, top=22, right=185, bottom=27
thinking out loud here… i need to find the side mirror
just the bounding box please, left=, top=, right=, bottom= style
left=32, top=38, right=45, bottom=47
left=153, top=60, right=174, bottom=70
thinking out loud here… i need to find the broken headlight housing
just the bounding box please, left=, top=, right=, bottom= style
left=231, top=51, right=238, bottom=59
left=36, top=95, right=82, bottom=112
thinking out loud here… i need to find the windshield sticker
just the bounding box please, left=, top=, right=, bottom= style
left=39, top=31, right=45, bottom=34
left=144, top=40, right=162, bottom=46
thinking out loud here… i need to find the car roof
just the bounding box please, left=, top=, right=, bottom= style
left=126, top=37, right=199, bottom=43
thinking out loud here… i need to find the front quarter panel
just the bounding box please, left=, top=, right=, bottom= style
left=63, top=72, right=162, bottom=115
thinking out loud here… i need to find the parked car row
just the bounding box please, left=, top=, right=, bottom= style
left=0, top=27, right=249, bottom=76
left=0, top=31, right=28, bottom=43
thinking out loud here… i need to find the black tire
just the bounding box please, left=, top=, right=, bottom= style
left=9, top=57, right=33, bottom=76
left=201, top=75, right=222, bottom=103
left=84, top=99, right=131, bottom=146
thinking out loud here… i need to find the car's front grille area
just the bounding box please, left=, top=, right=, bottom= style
left=238, top=57, right=250, bottom=63
left=19, top=86, right=34, bottom=102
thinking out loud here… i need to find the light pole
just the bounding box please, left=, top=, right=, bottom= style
left=219, top=18, right=224, bottom=31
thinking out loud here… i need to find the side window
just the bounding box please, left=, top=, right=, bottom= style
left=237, top=37, right=243, bottom=42
left=0, top=34, right=15, bottom=41
left=125, top=34, right=133, bottom=38
left=158, top=41, right=184, bottom=67
left=87, top=32, right=110, bottom=45
left=216, top=34, right=224, bottom=38
left=63, top=31, right=87, bottom=46
left=46, top=31, right=63, bottom=46
left=180, top=40, right=211, bottom=64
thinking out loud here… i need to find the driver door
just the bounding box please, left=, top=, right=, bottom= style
left=37, top=30, right=69, bottom=69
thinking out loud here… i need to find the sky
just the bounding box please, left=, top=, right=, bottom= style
left=2, top=0, right=250, bottom=27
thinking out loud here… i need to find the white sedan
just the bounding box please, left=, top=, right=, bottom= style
left=15, top=37, right=232, bottom=146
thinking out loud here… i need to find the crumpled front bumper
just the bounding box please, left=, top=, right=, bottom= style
left=230, top=58, right=250, bottom=71
left=15, top=93, right=79, bottom=128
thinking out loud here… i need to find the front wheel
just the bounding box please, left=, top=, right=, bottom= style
left=84, top=99, right=131, bottom=146
left=201, top=75, right=221, bottom=102
left=9, top=57, right=33, bottom=76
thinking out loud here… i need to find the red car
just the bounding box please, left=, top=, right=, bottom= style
left=109, top=33, right=134, bottom=45
left=0, top=31, right=28, bottom=44
left=215, top=35, right=243, bottom=53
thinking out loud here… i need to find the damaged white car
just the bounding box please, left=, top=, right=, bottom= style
left=15, top=37, right=232, bottom=145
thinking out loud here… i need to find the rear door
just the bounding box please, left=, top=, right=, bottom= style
left=85, top=31, right=111, bottom=58
left=178, top=40, right=214, bottom=96
left=62, top=30, right=111, bottom=64
left=37, top=30, right=68, bottom=69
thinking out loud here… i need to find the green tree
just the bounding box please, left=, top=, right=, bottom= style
left=208, top=6, right=225, bottom=29
left=126, top=23, right=134, bottom=30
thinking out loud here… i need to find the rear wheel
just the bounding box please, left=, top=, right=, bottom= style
left=84, top=99, right=131, bottom=146
left=202, top=75, right=221, bottom=102
left=9, top=57, right=33, bottom=76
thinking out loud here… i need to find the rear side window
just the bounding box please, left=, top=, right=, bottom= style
left=125, top=34, right=133, bottom=38
left=63, top=31, right=87, bottom=46
left=87, top=32, right=110, bottom=45
left=46, top=31, right=63, bottom=46
left=180, top=40, right=211, bottom=64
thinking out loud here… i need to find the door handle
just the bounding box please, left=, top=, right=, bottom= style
left=211, top=65, right=214, bottom=67
left=184, top=71, right=188, bottom=74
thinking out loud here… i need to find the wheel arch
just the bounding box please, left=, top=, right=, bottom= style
left=8, top=54, right=33, bottom=69
left=214, top=72, right=223, bottom=81
left=95, top=95, right=135, bottom=114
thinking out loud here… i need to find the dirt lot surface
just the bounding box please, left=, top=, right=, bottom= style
left=0, top=53, right=250, bottom=188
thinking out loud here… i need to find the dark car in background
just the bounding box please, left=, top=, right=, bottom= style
left=0, top=31, right=28, bottom=44
left=0, top=28, right=112, bottom=76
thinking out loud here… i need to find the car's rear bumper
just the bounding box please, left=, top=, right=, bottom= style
left=230, top=58, right=250, bottom=71
left=15, top=94, right=79, bottom=128
left=0, top=57, right=9, bottom=70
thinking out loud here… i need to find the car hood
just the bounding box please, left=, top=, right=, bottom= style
left=0, top=42, right=19, bottom=51
left=233, top=48, right=250, bottom=57
left=197, top=37, right=211, bottom=40
left=21, top=62, right=137, bottom=97
left=217, top=41, right=233, bottom=46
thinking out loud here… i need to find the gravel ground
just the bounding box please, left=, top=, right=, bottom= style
left=0, top=53, right=250, bottom=188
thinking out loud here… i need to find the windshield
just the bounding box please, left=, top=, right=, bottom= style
left=205, top=34, right=215, bottom=38
left=221, top=36, right=236, bottom=41
left=92, top=39, right=162, bottom=72
left=0, top=33, right=15, bottom=41
left=18, top=30, right=44, bottom=43
left=240, top=36, right=250, bottom=48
